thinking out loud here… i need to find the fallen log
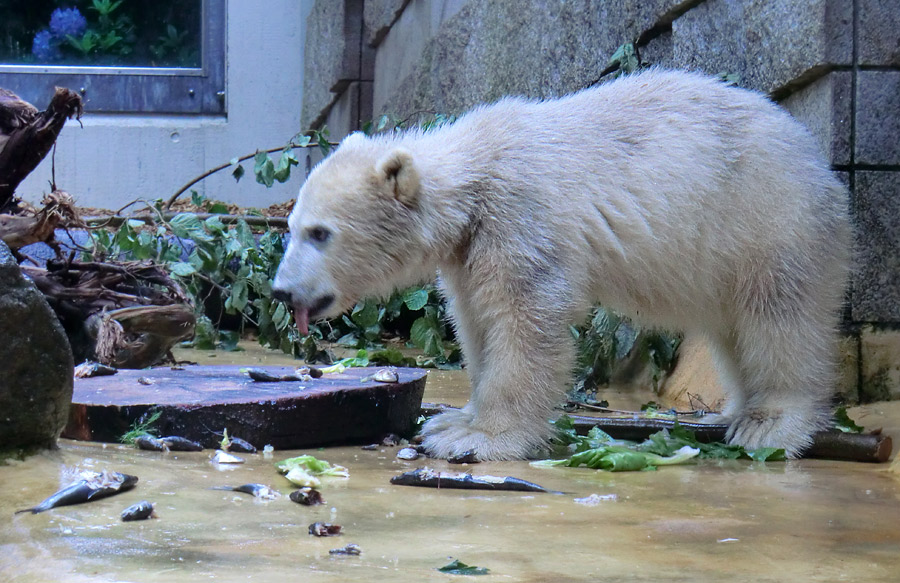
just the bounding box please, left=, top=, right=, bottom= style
left=565, top=414, right=892, bottom=463
left=418, top=404, right=892, bottom=463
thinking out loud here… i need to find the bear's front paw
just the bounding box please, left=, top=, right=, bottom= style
left=726, top=408, right=824, bottom=458
left=420, top=409, right=552, bottom=461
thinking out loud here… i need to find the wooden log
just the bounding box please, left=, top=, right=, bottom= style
left=418, top=405, right=893, bottom=464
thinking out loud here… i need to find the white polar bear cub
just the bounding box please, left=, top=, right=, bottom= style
left=273, top=69, right=851, bottom=461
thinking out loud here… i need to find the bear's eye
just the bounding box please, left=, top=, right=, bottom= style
left=306, top=226, right=331, bottom=244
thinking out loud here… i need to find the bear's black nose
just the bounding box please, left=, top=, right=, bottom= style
left=272, top=289, right=293, bottom=304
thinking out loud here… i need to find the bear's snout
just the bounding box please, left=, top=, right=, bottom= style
left=271, top=288, right=293, bottom=304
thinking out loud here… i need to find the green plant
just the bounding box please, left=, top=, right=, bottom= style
left=569, top=306, right=681, bottom=401
left=66, top=0, right=133, bottom=58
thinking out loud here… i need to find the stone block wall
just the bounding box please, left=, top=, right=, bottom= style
left=301, top=0, right=900, bottom=402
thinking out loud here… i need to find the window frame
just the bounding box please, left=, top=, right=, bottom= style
left=0, top=0, right=225, bottom=115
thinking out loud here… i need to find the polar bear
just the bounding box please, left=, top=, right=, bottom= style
left=273, top=69, right=851, bottom=461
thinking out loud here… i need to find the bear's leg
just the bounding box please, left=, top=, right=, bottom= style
left=724, top=299, right=836, bottom=458
left=421, top=303, right=573, bottom=460
left=705, top=332, right=746, bottom=420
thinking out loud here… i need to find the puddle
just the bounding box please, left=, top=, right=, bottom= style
left=2, top=347, right=900, bottom=582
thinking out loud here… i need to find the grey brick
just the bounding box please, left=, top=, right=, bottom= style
left=302, top=0, right=367, bottom=130
left=855, top=70, right=900, bottom=166
left=851, top=171, right=900, bottom=322
left=858, top=0, right=900, bottom=65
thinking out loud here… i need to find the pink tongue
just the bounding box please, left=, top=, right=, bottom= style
left=294, top=304, right=310, bottom=336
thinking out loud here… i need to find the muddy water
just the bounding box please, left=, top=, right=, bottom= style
left=3, top=349, right=900, bottom=582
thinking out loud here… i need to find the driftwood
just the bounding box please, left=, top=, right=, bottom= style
left=0, top=87, right=82, bottom=210
left=0, top=87, right=196, bottom=369
left=21, top=260, right=195, bottom=368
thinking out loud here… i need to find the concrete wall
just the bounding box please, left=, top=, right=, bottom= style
left=18, top=0, right=315, bottom=211
left=303, top=0, right=900, bottom=402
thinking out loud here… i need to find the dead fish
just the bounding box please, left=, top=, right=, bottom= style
left=298, top=366, right=323, bottom=379
left=211, top=450, right=244, bottom=464
left=227, top=436, right=257, bottom=454
left=16, top=471, right=139, bottom=514
left=245, top=368, right=298, bottom=382
left=159, top=436, right=204, bottom=452
left=212, top=483, right=280, bottom=500
left=74, top=361, right=118, bottom=378
left=121, top=500, right=156, bottom=521
left=309, top=522, right=342, bottom=536
left=396, top=447, right=419, bottom=461
left=329, top=544, right=361, bottom=556
left=134, top=434, right=168, bottom=452
left=447, top=450, right=479, bottom=464
left=390, top=468, right=554, bottom=493
left=361, top=368, right=400, bottom=383
left=289, top=487, right=324, bottom=506
left=245, top=367, right=320, bottom=382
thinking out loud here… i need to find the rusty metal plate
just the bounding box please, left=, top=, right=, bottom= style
left=63, top=365, right=428, bottom=450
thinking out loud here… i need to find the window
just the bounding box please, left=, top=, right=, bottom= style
left=0, top=0, right=225, bottom=114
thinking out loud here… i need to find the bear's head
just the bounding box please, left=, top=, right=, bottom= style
left=273, top=132, right=431, bottom=334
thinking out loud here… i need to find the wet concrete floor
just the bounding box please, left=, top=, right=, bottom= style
left=2, top=347, right=900, bottom=582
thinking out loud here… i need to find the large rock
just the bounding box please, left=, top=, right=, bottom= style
left=0, top=241, right=73, bottom=454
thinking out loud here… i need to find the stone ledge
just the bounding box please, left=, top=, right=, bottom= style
left=781, top=71, right=852, bottom=166
left=364, top=0, right=411, bottom=47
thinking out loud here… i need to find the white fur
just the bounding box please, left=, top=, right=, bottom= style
left=274, top=69, right=851, bottom=460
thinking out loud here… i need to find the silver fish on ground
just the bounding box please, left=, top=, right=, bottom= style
left=390, top=468, right=556, bottom=493
left=135, top=434, right=168, bottom=451
left=226, top=436, right=257, bottom=453
left=73, top=361, right=118, bottom=378
left=159, top=436, right=204, bottom=452
left=16, top=471, right=139, bottom=514
left=329, top=544, right=361, bottom=556
left=212, top=483, right=280, bottom=500
left=121, top=500, right=156, bottom=521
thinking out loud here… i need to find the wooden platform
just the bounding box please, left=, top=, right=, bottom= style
left=62, top=365, right=428, bottom=449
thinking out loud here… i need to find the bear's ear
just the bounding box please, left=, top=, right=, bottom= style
left=375, top=148, right=420, bottom=208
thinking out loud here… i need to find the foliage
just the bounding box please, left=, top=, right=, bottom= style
left=533, top=416, right=785, bottom=472
left=119, top=410, right=162, bottom=444
left=2, top=0, right=201, bottom=67
left=569, top=306, right=682, bottom=401
left=833, top=407, right=864, bottom=433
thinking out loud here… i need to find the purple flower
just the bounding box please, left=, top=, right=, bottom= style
left=32, top=29, right=61, bottom=61
left=49, top=7, right=87, bottom=39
